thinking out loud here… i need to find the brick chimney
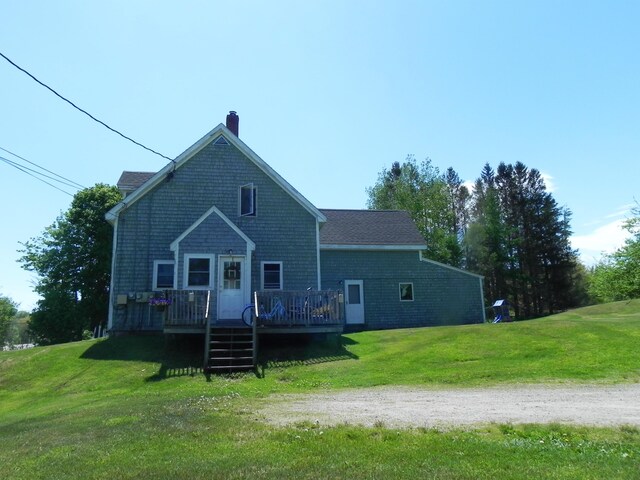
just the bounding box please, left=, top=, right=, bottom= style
left=226, top=111, right=239, bottom=136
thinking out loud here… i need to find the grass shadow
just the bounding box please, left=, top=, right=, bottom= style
left=81, top=335, right=205, bottom=381
left=257, top=334, right=358, bottom=376
left=82, top=333, right=358, bottom=381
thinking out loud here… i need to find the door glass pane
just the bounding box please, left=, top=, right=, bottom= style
left=348, top=284, right=361, bottom=304
left=223, top=261, right=241, bottom=289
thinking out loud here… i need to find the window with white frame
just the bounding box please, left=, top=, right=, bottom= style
left=184, top=254, right=215, bottom=289
left=153, top=260, right=175, bottom=290
left=261, top=261, right=282, bottom=290
left=399, top=282, right=414, bottom=302
left=240, top=183, right=257, bottom=217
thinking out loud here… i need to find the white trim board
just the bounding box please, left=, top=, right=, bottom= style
left=418, top=251, right=484, bottom=279
left=320, top=244, right=427, bottom=251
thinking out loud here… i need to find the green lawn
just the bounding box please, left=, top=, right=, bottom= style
left=1, top=300, right=639, bottom=479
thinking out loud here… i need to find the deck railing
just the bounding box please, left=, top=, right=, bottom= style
left=164, top=290, right=210, bottom=328
left=254, top=289, right=344, bottom=327
left=162, top=289, right=344, bottom=330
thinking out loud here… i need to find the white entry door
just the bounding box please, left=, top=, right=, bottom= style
left=218, top=255, right=246, bottom=320
left=344, top=280, right=365, bottom=325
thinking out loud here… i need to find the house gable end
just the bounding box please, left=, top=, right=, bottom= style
left=106, top=125, right=326, bottom=224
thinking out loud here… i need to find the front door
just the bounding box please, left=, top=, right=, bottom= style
left=218, top=255, right=245, bottom=320
left=344, top=280, right=365, bottom=325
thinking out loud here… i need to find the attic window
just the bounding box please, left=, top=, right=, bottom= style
left=214, top=136, right=229, bottom=146
left=240, top=183, right=257, bottom=217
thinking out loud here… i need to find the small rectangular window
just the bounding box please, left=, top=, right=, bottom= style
left=240, top=183, right=257, bottom=217
left=261, top=262, right=282, bottom=290
left=399, top=283, right=414, bottom=302
left=153, top=260, right=175, bottom=290
left=184, top=255, right=214, bottom=289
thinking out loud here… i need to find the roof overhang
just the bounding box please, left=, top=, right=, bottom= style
left=320, top=244, right=427, bottom=251
left=105, top=123, right=326, bottom=224
left=418, top=251, right=484, bottom=279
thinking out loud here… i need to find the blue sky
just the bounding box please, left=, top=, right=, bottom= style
left=1, top=1, right=638, bottom=310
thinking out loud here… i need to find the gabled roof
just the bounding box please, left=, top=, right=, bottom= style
left=319, top=209, right=427, bottom=250
left=170, top=205, right=255, bottom=252
left=106, top=124, right=326, bottom=223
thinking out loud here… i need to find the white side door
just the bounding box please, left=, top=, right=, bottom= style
left=344, top=280, right=365, bottom=325
left=218, top=255, right=246, bottom=320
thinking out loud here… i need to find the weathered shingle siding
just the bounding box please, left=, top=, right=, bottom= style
left=111, top=139, right=318, bottom=331
left=320, top=250, right=484, bottom=330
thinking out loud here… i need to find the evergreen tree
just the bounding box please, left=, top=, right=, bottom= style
left=467, top=162, right=581, bottom=318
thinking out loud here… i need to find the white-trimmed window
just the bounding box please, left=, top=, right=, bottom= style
left=240, top=183, right=257, bottom=217
left=261, top=261, right=283, bottom=290
left=153, top=260, right=175, bottom=290
left=399, top=282, right=414, bottom=302
left=184, top=254, right=215, bottom=289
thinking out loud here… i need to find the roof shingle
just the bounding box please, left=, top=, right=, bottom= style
left=319, top=209, right=426, bottom=247
left=117, top=171, right=155, bottom=191
left=113, top=172, right=426, bottom=248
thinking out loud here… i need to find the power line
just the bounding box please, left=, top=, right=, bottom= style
left=0, top=156, right=74, bottom=196
left=0, top=154, right=82, bottom=191
left=0, top=146, right=85, bottom=189
left=0, top=50, right=174, bottom=162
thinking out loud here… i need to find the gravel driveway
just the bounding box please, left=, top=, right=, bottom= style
left=261, top=384, right=640, bottom=429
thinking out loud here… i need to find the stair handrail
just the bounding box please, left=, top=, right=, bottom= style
left=203, top=290, right=211, bottom=369
left=252, top=290, right=258, bottom=367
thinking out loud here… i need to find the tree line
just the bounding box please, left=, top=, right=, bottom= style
left=12, top=166, right=638, bottom=346
left=367, top=156, right=589, bottom=318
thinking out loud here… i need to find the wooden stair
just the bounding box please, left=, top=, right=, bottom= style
left=205, top=326, right=255, bottom=373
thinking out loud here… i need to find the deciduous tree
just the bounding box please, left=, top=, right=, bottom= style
left=0, top=294, right=18, bottom=346
left=19, top=184, right=122, bottom=344
left=366, top=156, right=463, bottom=265
left=589, top=205, right=640, bottom=302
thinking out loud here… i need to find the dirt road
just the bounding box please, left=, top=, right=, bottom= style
left=261, top=384, right=640, bottom=429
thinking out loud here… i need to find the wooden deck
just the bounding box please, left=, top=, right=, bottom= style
left=159, top=289, right=344, bottom=373
left=253, top=290, right=344, bottom=334
left=161, top=289, right=345, bottom=335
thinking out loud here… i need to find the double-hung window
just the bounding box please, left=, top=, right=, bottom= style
left=399, top=282, right=414, bottom=302
left=240, top=183, right=257, bottom=217
left=153, top=260, right=175, bottom=290
left=261, top=261, right=282, bottom=290
left=184, top=254, right=215, bottom=289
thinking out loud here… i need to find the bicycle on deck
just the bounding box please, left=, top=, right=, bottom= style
left=242, top=299, right=286, bottom=327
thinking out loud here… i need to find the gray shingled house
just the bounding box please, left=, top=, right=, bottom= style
left=106, top=112, right=484, bottom=369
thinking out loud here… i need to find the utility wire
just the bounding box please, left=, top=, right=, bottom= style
left=0, top=154, right=82, bottom=191
left=0, top=155, right=74, bottom=196
left=0, top=145, right=85, bottom=189
left=0, top=51, right=174, bottom=162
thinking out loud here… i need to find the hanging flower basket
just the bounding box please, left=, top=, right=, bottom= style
left=149, top=297, right=172, bottom=311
